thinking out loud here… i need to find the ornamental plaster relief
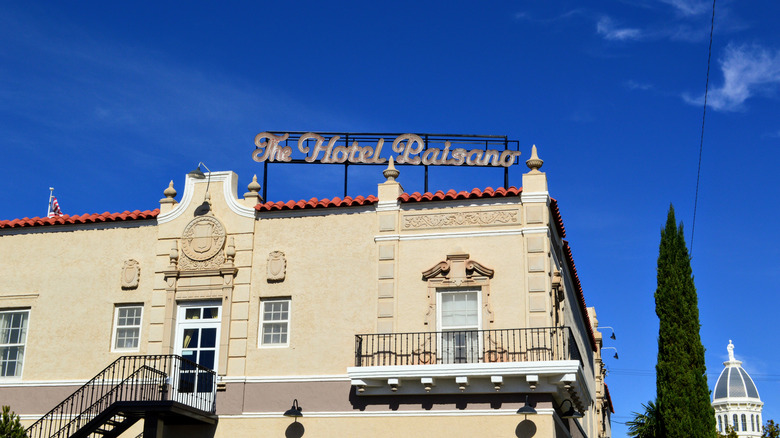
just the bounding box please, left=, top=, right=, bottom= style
left=120, top=259, right=140, bottom=289
left=266, top=251, right=286, bottom=282
left=402, top=209, right=519, bottom=230
left=177, top=215, right=227, bottom=271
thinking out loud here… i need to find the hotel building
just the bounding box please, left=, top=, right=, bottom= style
left=0, top=141, right=612, bottom=437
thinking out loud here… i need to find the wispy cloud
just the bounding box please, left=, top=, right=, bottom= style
left=596, top=16, right=643, bottom=41
left=513, top=9, right=585, bottom=24
left=658, top=0, right=711, bottom=17
left=625, top=80, right=654, bottom=91
left=684, top=44, right=780, bottom=111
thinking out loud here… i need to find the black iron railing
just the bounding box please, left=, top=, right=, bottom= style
left=26, top=355, right=216, bottom=438
left=354, top=327, right=582, bottom=367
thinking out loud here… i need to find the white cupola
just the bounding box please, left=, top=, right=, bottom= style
left=712, top=341, right=764, bottom=437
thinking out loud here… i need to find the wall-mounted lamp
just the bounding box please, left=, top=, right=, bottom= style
left=188, top=162, right=212, bottom=212
left=283, top=399, right=303, bottom=421
left=516, top=395, right=537, bottom=415
left=558, top=399, right=584, bottom=419
left=602, top=346, right=619, bottom=359
left=597, top=326, right=616, bottom=340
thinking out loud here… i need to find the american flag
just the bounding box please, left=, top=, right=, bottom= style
left=48, top=196, right=62, bottom=218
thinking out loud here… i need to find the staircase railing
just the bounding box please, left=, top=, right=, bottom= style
left=25, top=355, right=216, bottom=438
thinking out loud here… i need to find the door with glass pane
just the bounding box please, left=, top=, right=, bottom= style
left=438, top=290, right=480, bottom=364
left=174, top=303, right=220, bottom=403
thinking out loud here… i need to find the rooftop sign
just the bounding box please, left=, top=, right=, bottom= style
left=252, top=132, right=522, bottom=168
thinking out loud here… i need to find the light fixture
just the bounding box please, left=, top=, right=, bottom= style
left=283, top=399, right=303, bottom=420
left=516, top=395, right=537, bottom=415
left=188, top=162, right=212, bottom=208
left=597, top=326, right=616, bottom=340
left=602, top=346, right=619, bottom=359
left=559, top=399, right=584, bottom=419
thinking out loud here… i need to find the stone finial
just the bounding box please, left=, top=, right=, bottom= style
left=525, top=145, right=544, bottom=173
left=160, top=180, right=178, bottom=204
left=248, top=175, right=261, bottom=193
left=244, top=175, right=263, bottom=203
left=169, top=241, right=179, bottom=269
left=383, top=156, right=400, bottom=182
left=225, top=237, right=236, bottom=265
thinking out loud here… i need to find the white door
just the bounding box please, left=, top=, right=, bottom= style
left=174, top=302, right=221, bottom=404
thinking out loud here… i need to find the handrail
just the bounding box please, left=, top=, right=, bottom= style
left=25, top=355, right=216, bottom=438
left=48, top=366, right=166, bottom=438
left=354, top=326, right=582, bottom=367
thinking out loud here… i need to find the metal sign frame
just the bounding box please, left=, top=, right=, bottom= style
left=255, top=132, right=522, bottom=200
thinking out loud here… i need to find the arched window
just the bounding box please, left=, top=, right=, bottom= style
left=742, top=414, right=747, bottom=431
left=718, top=415, right=723, bottom=432
left=734, top=414, right=739, bottom=429
left=752, top=414, right=755, bottom=431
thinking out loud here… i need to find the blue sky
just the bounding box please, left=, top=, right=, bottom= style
left=2, top=1, right=779, bottom=435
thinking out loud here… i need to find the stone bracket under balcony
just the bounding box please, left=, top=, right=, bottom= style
left=347, top=360, right=591, bottom=409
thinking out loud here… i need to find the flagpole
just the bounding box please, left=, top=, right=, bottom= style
left=48, top=187, right=54, bottom=217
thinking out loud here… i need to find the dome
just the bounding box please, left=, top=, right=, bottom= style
left=713, top=341, right=760, bottom=401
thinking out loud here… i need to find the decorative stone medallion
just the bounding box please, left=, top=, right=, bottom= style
left=121, top=259, right=140, bottom=289
left=267, top=251, right=286, bottom=282
left=181, top=216, right=226, bottom=262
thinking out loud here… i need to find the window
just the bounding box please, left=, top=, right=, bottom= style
left=752, top=414, right=755, bottom=431
left=438, top=290, right=480, bottom=364
left=112, top=305, right=143, bottom=351
left=260, top=299, right=290, bottom=347
left=742, top=414, right=747, bottom=431
left=734, top=415, right=739, bottom=430
left=718, top=415, right=722, bottom=432
left=0, top=310, right=29, bottom=377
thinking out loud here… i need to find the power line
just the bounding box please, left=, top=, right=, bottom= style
left=691, top=0, right=717, bottom=253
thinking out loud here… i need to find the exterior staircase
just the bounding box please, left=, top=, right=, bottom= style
left=25, top=355, right=217, bottom=438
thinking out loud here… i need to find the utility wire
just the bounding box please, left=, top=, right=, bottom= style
left=691, top=0, right=716, bottom=254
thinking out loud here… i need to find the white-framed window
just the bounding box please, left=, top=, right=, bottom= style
left=260, top=299, right=290, bottom=347
left=437, top=289, right=481, bottom=364
left=0, top=310, right=30, bottom=378
left=112, top=305, right=143, bottom=351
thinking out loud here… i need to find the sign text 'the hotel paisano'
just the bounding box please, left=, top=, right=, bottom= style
left=252, top=132, right=523, bottom=168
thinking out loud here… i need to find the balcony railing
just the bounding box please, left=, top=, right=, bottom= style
left=354, top=327, right=582, bottom=367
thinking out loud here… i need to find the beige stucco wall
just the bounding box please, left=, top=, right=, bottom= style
left=162, top=413, right=558, bottom=438
left=0, top=223, right=158, bottom=380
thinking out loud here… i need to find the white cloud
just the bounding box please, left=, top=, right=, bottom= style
left=684, top=44, right=780, bottom=111
left=625, top=80, right=654, bottom=91
left=658, top=0, right=711, bottom=17
left=596, top=16, right=643, bottom=41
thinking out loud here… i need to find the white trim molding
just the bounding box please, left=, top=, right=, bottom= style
left=158, top=171, right=255, bottom=224
left=520, top=191, right=550, bottom=204
left=222, top=407, right=556, bottom=419
left=347, top=360, right=591, bottom=404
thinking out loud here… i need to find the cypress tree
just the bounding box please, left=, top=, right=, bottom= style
left=655, top=205, right=716, bottom=437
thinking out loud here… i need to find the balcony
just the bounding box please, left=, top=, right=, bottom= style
left=348, top=327, right=591, bottom=405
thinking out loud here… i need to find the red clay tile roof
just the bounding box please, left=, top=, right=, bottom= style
left=550, top=198, right=566, bottom=239
left=255, top=195, right=378, bottom=211
left=562, top=239, right=598, bottom=352
left=605, top=383, right=615, bottom=413
left=0, top=210, right=159, bottom=229
left=399, top=186, right=521, bottom=202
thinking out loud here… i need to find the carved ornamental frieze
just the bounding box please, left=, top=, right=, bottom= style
left=120, top=259, right=140, bottom=289
left=267, top=251, right=286, bottom=282
left=403, top=209, right=518, bottom=230
left=178, top=215, right=226, bottom=270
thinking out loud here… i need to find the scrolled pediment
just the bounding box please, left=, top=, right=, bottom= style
left=422, top=252, right=494, bottom=280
